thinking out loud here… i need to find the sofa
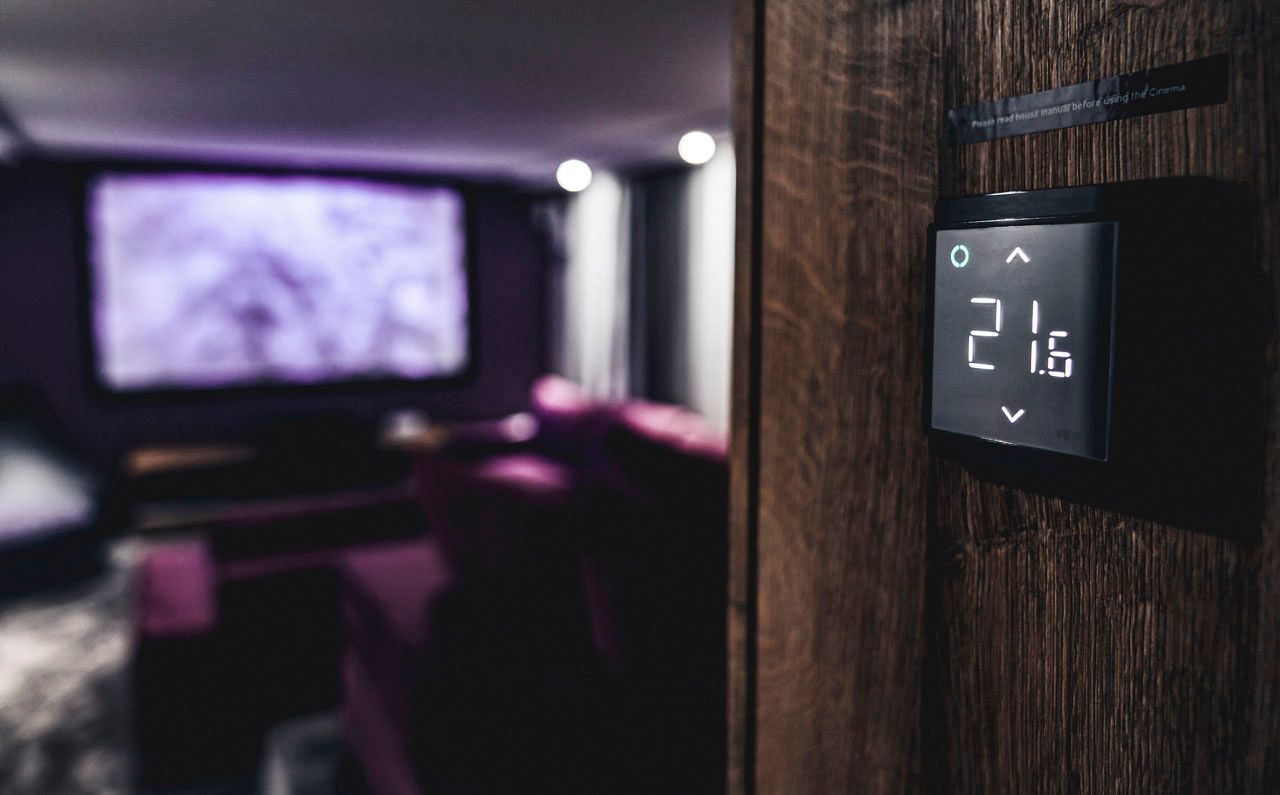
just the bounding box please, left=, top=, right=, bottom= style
left=132, top=376, right=728, bottom=793
left=132, top=491, right=426, bottom=790
left=340, top=376, right=728, bottom=794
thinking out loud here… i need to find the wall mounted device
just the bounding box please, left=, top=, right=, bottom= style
left=925, top=179, right=1263, bottom=536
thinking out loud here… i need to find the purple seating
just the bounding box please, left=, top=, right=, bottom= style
left=132, top=493, right=426, bottom=790
left=578, top=401, right=729, bottom=792
left=341, top=538, right=456, bottom=795
left=341, top=376, right=728, bottom=794
left=134, top=538, right=348, bottom=789
left=132, top=541, right=226, bottom=788
left=346, top=447, right=610, bottom=793
left=135, top=540, right=217, bottom=637
left=133, top=376, right=728, bottom=793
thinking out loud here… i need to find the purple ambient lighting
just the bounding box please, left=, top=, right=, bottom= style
left=88, top=172, right=469, bottom=391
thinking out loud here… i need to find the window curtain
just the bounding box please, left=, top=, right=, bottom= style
left=550, top=172, right=632, bottom=400
left=628, top=145, right=735, bottom=431
left=548, top=145, right=735, bottom=431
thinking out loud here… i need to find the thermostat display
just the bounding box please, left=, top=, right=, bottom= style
left=924, top=180, right=1261, bottom=536
left=929, top=222, right=1116, bottom=460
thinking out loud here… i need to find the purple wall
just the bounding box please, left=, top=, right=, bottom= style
left=0, top=165, right=548, bottom=464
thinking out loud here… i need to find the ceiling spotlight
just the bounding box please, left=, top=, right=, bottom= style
left=678, top=131, right=717, bottom=165
left=556, top=159, right=593, bottom=192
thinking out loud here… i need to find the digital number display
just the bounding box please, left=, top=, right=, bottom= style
left=930, top=222, right=1117, bottom=460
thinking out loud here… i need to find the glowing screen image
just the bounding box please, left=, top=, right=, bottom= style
left=88, top=173, right=468, bottom=391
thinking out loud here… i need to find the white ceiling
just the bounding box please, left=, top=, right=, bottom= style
left=0, top=1, right=732, bottom=186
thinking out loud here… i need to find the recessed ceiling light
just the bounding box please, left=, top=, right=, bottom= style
left=556, top=159, right=593, bottom=192
left=678, top=131, right=717, bottom=165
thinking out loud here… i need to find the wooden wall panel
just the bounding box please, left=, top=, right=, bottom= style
left=747, top=0, right=940, bottom=791
left=928, top=2, right=1280, bottom=791
left=732, top=0, right=1280, bottom=792
left=727, top=0, right=760, bottom=790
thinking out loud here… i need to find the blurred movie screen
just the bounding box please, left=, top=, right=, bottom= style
left=87, top=172, right=469, bottom=392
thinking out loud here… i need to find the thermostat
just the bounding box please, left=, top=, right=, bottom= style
left=925, top=180, right=1262, bottom=535
left=931, top=221, right=1115, bottom=459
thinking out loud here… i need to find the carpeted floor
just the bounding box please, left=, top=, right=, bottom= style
left=0, top=541, right=137, bottom=795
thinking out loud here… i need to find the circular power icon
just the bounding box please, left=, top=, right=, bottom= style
left=950, top=244, right=970, bottom=269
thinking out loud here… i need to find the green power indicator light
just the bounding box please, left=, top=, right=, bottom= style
left=950, top=244, right=970, bottom=269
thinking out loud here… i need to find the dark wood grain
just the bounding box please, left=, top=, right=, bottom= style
left=726, top=0, right=760, bottom=790
left=927, top=2, right=1280, bottom=791
left=746, top=0, right=940, bottom=791
left=732, top=0, right=1280, bottom=792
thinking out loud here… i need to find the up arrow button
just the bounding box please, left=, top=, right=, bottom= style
left=1006, top=247, right=1030, bottom=264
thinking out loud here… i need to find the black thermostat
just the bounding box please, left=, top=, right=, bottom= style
left=931, top=221, right=1115, bottom=460
left=925, top=180, right=1263, bottom=536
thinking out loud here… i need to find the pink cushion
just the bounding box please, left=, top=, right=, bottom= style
left=529, top=376, right=614, bottom=462
left=343, top=539, right=455, bottom=651
left=529, top=374, right=594, bottom=418
left=341, top=539, right=456, bottom=734
left=413, top=453, right=577, bottom=573
left=615, top=402, right=727, bottom=461
left=598, top=402, right=727, bottom=514
left=136, top=541, right=217, bottom=637
left=470, top=453, right=576, bottom=499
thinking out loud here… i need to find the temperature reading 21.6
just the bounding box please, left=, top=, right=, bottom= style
left=966, top=298, right=1072, bottom=377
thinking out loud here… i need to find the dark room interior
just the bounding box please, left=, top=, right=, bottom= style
left=5, top=1, right=1280, bottom=794
left=0, top=2, right=733, bottom=793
